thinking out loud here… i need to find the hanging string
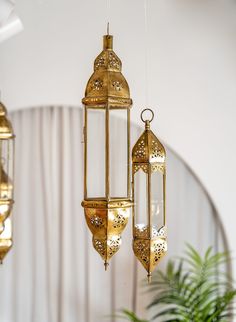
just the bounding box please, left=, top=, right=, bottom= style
left=106, top=0, right=111, bottom=34
left=144, top=0, right=149, bottom=107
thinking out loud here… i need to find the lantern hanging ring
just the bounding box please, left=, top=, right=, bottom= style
left=140, top=108, right=154, bottom=123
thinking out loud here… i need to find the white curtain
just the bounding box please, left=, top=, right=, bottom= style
left=0, top=106, right=229, bottom=322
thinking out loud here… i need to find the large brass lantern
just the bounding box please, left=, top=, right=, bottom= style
left=82, top=34, right=132, bottom=269
left=132, top=109, right=167, bottom=281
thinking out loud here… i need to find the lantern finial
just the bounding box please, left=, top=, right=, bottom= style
left=103, top=34, right=113, bottom=50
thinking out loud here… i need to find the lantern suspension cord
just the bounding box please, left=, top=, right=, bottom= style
left=106, top=0, right=111, bottom=34
left=144, top=0, right=149, bottom=107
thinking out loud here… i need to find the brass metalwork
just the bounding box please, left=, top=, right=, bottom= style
left=0, top=101, right=15, bottom=263
left=132, top=108, right=167, bottom=282
left=0, top=222, right=4, bottom=235
left=0, top=217, right=12, bottom=264
left=82, top=199, right=129, bottom=269
left=0, top=102, right=14, bottom=139
left=82, top=34, right=132, bottom=268
left=82, top=35, right=132, bottom=109
left=0, top=166, right=13, bottom=223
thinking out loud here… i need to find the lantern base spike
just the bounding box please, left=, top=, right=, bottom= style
left=147, top=272, right=152, bottom=283
left=104, top=260, right=109, bottom=271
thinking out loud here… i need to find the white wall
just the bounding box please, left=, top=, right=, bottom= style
left=0, top=0, right=236, bottom=278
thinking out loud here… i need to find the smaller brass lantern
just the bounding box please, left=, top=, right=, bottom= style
left=132, top=109, right=167, bottom=282
left=0, top=102, right=14, bottom=226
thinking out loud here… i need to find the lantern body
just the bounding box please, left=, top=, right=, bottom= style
left=132, top=116, right=167, bottom=280
left=82, top=35, right=132, bottom=268
left=0, top=103, right=14, bottom=225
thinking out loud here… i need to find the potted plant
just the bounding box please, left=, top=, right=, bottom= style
left=119, top=245, right=235, bottom=321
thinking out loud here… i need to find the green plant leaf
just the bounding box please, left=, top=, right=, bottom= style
left=117, top=245, right=236, bottom=322
left=118, top=309, right=149, bottom=322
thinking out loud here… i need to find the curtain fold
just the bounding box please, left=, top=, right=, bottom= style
left=0, top=106, right=228, bottom=322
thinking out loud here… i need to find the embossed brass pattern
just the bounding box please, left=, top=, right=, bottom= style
left=132, top=109, right=167, bottom=282
left=82, top=34, right=132, bottom=269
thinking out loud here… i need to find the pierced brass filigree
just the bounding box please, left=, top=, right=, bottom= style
left=82, top=34, right=132, bottom=109
left=132, top=113, right=166, bottom=174
left=132, top=109, right=167, bottom=282
left=82, top=33, right=132, bottom=269
left=133, top=225, right=167, bottom=273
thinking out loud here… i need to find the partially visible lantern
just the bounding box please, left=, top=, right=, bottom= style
left=0, top=217, right=12, bottom=263
left=81, top=34, right=132, bottom=269
left=132, top=109, right=167, bottom=282
left=0, top=102, right=14, bottom=226
left=0, top=221, right=4, bottom=234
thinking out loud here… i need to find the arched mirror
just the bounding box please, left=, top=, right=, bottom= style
left=0, top=106, right=230, bottom=322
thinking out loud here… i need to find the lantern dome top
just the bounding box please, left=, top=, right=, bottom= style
left=82, top=35, right=132, bottom=108
left=132, top=127, right=166, bottom=164
left=0, top=102, right=14, bottom=139
left=132, top=119, right=166, bottom=174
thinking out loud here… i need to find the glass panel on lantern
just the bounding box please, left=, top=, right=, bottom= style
left=110, top=109, right=128, bottom=198
left=151, top=169, right=164, bottom=238
left=87, top=109, right=105, bottom=198
left=134, top=168, right=149, bottom=238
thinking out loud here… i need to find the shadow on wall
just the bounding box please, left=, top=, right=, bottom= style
left=0, top=106, right=230, bottom=322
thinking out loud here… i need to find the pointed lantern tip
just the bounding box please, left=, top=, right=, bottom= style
left=104, top=260, right=109, bottom=271
left=147, top=272, right=152, bottom=283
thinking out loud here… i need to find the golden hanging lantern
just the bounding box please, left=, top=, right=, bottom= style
left=0, top=102, right=14, bottom=226
left=132, top=109, right=167, bottom=282
left=81, top=33, right=132, bottom=269
left=0, top=217, right=13, bottom=263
